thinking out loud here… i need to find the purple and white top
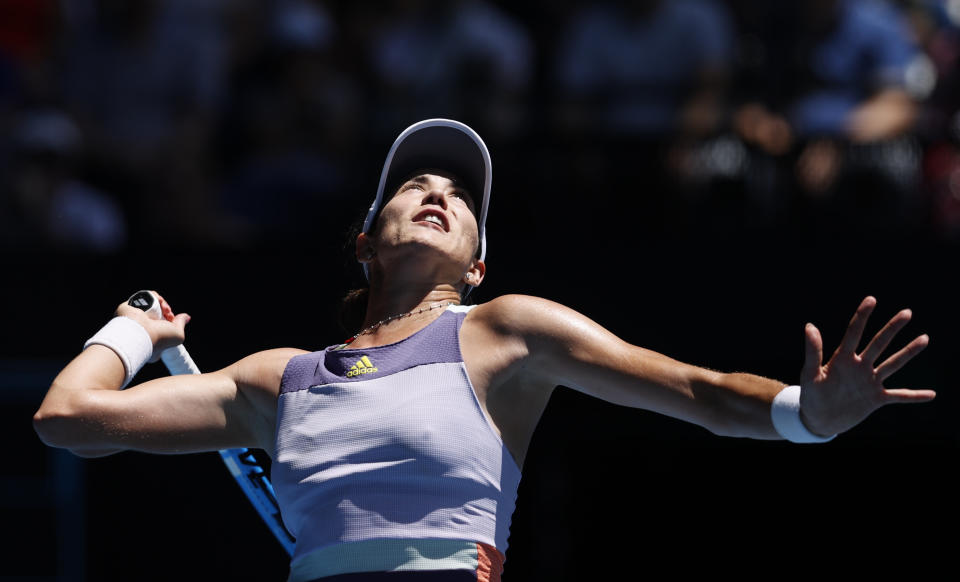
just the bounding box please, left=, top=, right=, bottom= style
left=273, top=305, right=522, bottom=579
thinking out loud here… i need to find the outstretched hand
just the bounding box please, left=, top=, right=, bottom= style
left=797, top=296, right=934, bottom=438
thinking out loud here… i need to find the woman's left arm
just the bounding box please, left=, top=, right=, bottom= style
left=499, top=294, right=933, bottom=440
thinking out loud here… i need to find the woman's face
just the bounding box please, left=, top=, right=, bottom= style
left=369, top=172, right=481, bottom=281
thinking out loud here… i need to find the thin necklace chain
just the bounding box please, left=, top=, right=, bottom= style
left=334, top=301, right=456, bottom=350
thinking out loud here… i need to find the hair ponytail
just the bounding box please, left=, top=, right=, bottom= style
left=338, top=287, right=369, bottom=336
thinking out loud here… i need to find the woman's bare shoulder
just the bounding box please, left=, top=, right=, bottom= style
left=469, top=294, right=588, bottom=334
left=236, top=347, right=311, bottom=369
left=229, top=348, right=312, bottom=395
left=471, top=294, right=562, bottom=316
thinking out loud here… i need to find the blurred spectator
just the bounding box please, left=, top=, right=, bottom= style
left=550, top=0, right=735, bottom=235
left=0, top=0, right=52, bottom=63
left=0, top=108, right=127, bottom=253
left=730, top=0, right=926, bottom=235
left=553, top=0, right=733, bottom=141
left=363, top=0, right=535, bottom=140
left=0, top=0, right=62, bottom=212
left=57, top=0, right=236, bottom=247
left=0, top=0, right=60, bottom=101
left=215, top=0, right=362, bottom=246
left=905, top=0, right=960, bottom=240
left=0, top=0, right=60, bottom=110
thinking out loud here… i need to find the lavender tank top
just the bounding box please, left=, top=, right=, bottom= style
left=273, top=305, right=522, bottom=572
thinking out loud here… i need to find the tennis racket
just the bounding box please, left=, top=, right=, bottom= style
left=127, top=290, right=295, bottom=556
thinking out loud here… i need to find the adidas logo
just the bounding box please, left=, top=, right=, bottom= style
left=346, top=356, right=378, bottom=377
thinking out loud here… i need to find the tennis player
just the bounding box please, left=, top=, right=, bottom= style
left=33, top=119, right=935, bottom=582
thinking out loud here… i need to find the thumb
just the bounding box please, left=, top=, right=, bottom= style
left=172, top=313, right=191, bottom=334
left=801, top=322, right=823, bottom=384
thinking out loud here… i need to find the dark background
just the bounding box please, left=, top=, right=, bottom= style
left=2, top=1, right=957, bottom=580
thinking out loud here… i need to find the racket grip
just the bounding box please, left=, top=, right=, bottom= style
left=126, top=290, right=197, bottom=375
left=161, top=344, right=200, bottom=376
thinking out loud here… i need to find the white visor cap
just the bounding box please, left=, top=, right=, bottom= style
left=362, top=119, right=492, bottom=292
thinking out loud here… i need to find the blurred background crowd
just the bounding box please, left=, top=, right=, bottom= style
left=2, top=1, right=957, bottom=580
left=2, top=0, right=960, bottom=254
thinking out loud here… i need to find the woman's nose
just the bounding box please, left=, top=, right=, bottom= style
left=422, top=188, right=448, bottom=208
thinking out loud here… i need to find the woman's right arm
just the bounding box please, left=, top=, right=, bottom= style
left=33, top=296, right=304, bottom=457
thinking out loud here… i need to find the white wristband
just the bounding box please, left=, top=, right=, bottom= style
left=84, top=316, right=154, bottom=388
left=771, top=385, right=836, bottom=444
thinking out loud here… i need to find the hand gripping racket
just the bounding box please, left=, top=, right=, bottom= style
left=127, top=290, right=295, bottom=556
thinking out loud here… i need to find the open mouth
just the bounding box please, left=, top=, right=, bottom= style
left=412, top=209, right=449, bottom=232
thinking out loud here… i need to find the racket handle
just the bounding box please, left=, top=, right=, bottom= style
left=161, top=344, right=200, bottom=376
left=126, top=290, right=198, bottom=375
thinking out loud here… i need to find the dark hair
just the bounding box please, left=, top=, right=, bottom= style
left=336, top=214, right=370, bottom=335
left=338, top=287, right=370, bottom=337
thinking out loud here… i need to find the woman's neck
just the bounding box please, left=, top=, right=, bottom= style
left=364, top=284, right=461, bottom=324
left=348, top=283, right=462, bottom=348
